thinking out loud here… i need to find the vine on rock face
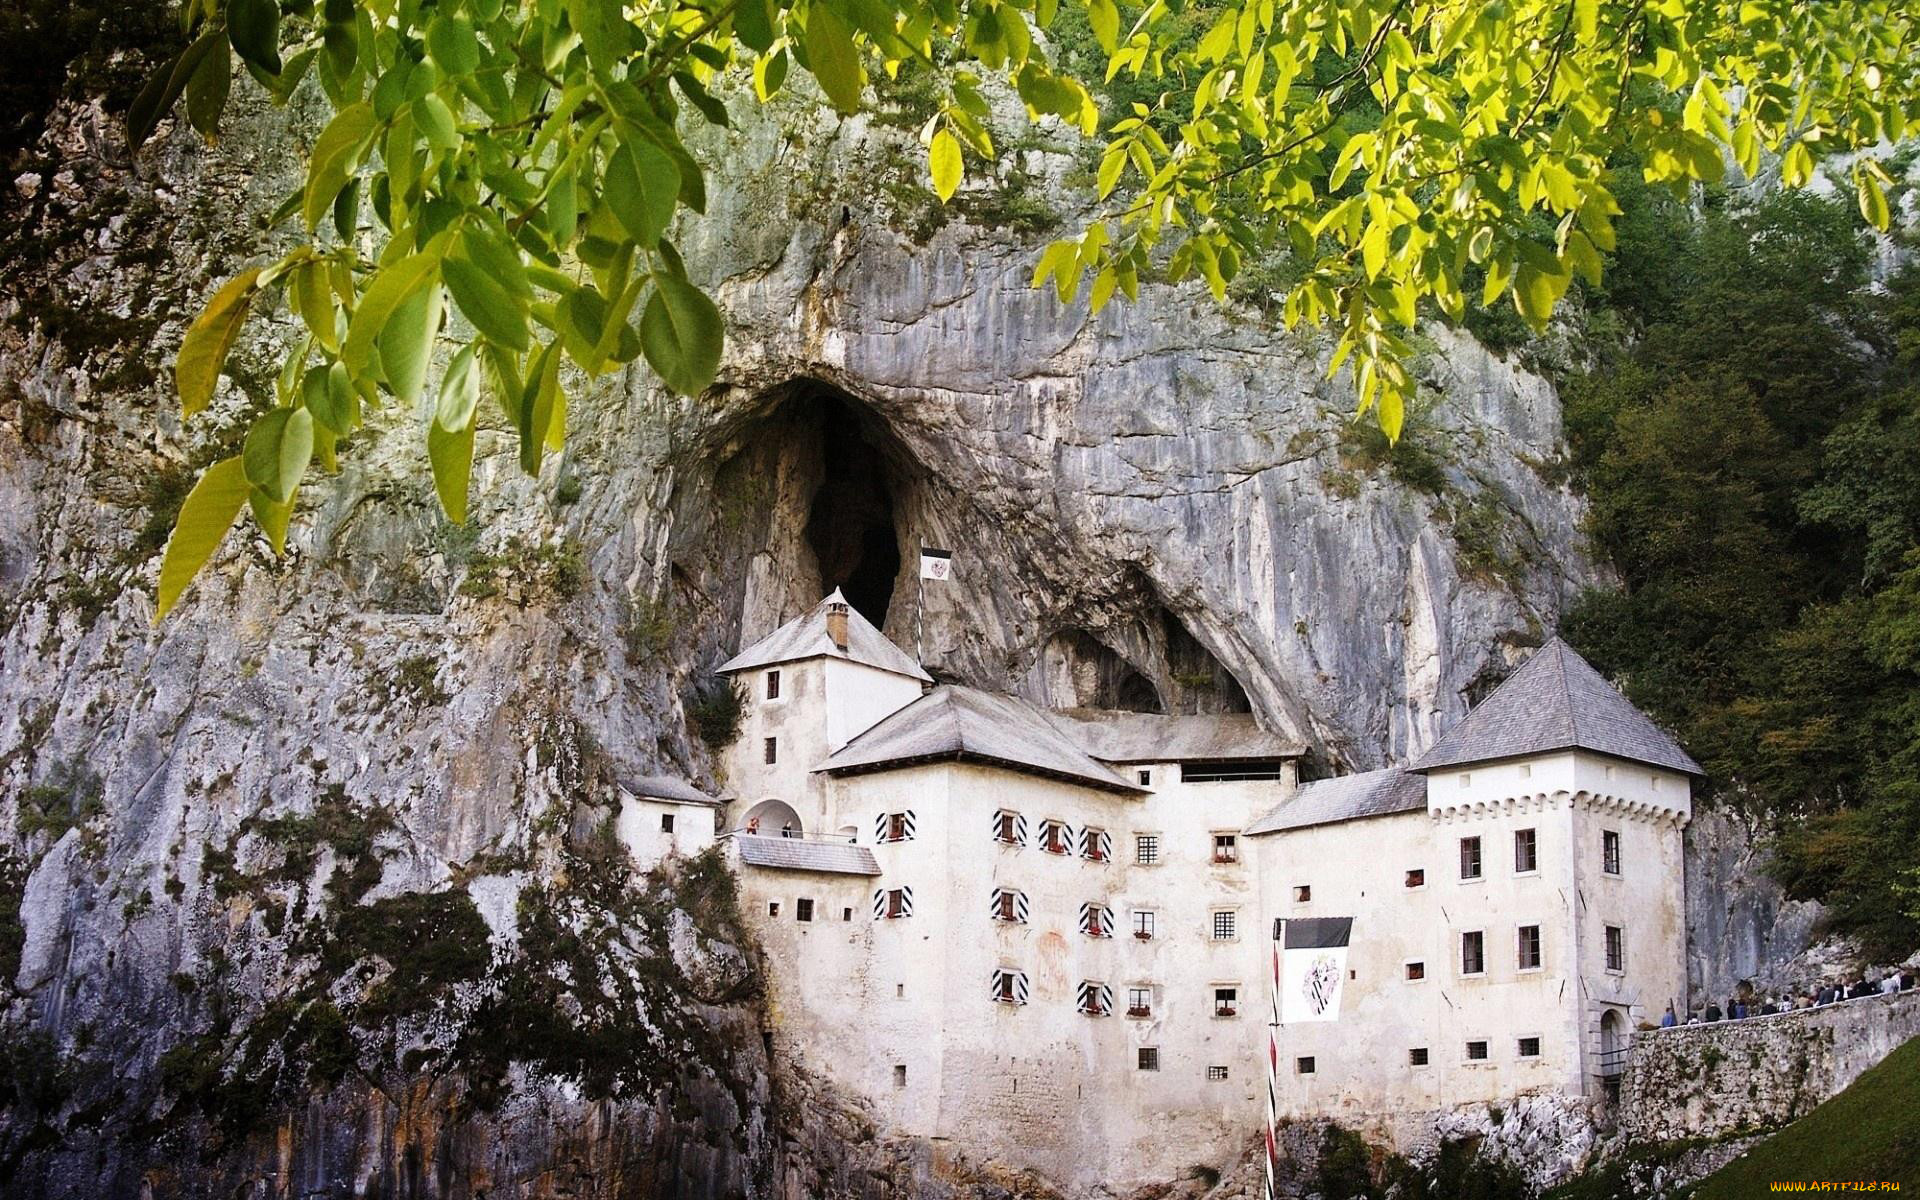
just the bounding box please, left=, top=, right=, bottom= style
left=135, top=0, right=1916, bottom=619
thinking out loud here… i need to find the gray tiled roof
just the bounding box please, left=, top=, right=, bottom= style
left=1410, top=638, right=1702, bottom=775
left=618, top=775, right=721, bottom=806
left=817, top=686, right=1147, bottom=793
left=734, top=834, right=881, bottom=875
left=1244, top=767, right=1428, bottom=835
left=718, top=589, right=933, bottom=683
left=1049, top=709, right=1305, bottom=763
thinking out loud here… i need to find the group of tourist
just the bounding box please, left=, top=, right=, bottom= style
left=1657, top=967, right=1917, bottom=1027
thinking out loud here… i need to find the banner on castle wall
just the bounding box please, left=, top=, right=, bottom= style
left=919, top=547, right=952, bottom=581
left=1275, top=916, right=1353, bottom=1023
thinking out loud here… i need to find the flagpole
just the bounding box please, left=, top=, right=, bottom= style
left=1266, top=919, right=1284, bottom=1200
left=917, top=562, right=925, bottom=666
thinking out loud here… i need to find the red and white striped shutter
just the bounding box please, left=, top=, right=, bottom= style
left=902, top=810, right=916, bottom=839
left=1014, top=890, right=1030, bottom=923
left=874, top=812, right=889, bottom=843
left=873, top=889, right=887, bottom=919
left=1013, top=970, right=1030, bottom=1004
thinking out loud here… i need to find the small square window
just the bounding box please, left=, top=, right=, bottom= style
left=1406, top=961, right=1426, bottom=981
left=1138, top=769, right=1153, bottom=786
left=1138, top=1048, right=1160, bottom=1071
left=661, top=813, right=675, bottom=833
left=1293, top=885, right=1312, bottom=903
left=1207, top=1065, right=1229, bottom=1081
left=1461, top=931, right=1486, bottom=975
left=1515, top=828, right=1538, bottom=873
left=895, top=983, right=905, bottom=998
left=1458, top=772, right=1472, bottom=788
left=1214, top=987, right=1238, bottom=1017
left=763, top=737, right=778, bottom=765
left=767, top=902, right=780, bottom=917
left=843, top=907, right=853, bottom=922
left=1127, top=987, right=1153, bottom=1017
left=796, top=898, right=814, bottom=922
left=1132, top=911, right=1156, bottom=939
left=1466, top=1040, right=1489, bottom=1062
left=1135, top=834, right=1160, bottom=865
left=765, top=670, right=781, bottom=700
left=1518, top=1036, right=1541, bottom=1058
left=1211, top=911, right=1237, bottom=941
left=893, top=1064, right=907, bottom=1088
left=1213, top=833, right=1239, bottom=863
left=1460, top=836, right=1483, bottom=880
left=994, top=810, right=1020, bottom=844
left=1409, top=1047, right=1429, bottom=1067
left=1296, top=1056, right=1316, bottom=1075
left=1405, top=868, right=1425, bottom=888
left=1517, top=924, right=1542, bottom=970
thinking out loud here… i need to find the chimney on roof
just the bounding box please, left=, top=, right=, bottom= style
left=825, top=600, right=850, bottom=651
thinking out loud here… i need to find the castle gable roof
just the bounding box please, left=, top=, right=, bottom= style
left=1048, top=709, right=1305, bottom=763
left=817, top=686, right=1146, bottom=794
left=717, top=589, right=933, bottom=683
left=734, top=834, right=881, bottom=875
left=1409, top=638, right=1701, bottom=775
left=1244, top=767, right=1428, bottom=835
left=617, top=775, right=721, bottom=807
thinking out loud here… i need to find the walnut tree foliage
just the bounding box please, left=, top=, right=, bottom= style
left=134, top=0, right=1917, bottom=618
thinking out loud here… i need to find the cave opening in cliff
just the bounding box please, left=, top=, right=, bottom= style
left=1040, top=630, right=1165, bottom=713
left=801, top=393, right=902, bottom=628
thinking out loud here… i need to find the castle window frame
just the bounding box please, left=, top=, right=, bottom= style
left=1138, top=768, right=1153, bottom=787
left=661, top=812, right=675, bottom=833
left=1038, top=818, right=1074, bottom=855
left=1080, top=901, right=1115, bottom=938
left=1080, top=826, right=1113, bottom=863
left=990, top=968, right=1029, bottom=1006
left=1405, top=868, right=1426, bottom=889
left=1210, top=910, right=1238, bottom=941
left=763, top=737, right=778, bottom=765
left=1465, top=1039, right=1491, bottom=1063
left=1405, top=960, right=1426, bottom=982
left=1207, top=1065, right=1230, bottom=1081
left=1460, top=930, right=1486, bottom=976
left=1132, top=910, right=1157, bottom=940
left=1137, top=1047, right=1160, bottom=1071
left=767, top=901, right=780, bottom=917
left=1602, top=829, right=1622, bottom=876
left=1515, top=827, right=1539, bottom=875
left=1409, top=1047, right=1430, bottom=1067
left=876, top=810, right=917, bottom=843
left=1517, top=1036, right=1542, bottom=1058
left=765, top=670, right=781, bottom=700
left=992, top=809, right=1027, bottom=847
left=989, top=887, right=1029, bottom=924
left=1296, top=1056, right=1316, bottom=1075
left=1213, top=986, right=1239, bottom=1018
left=1517, top=924, right=1542, bottom=971
left=1134, top=833, right=1161, bottom=866
left=1604, top=924, right=1625, bottom=973
left=1076, top=980, right=1114, bottom=1016
left=1212, top=832, right=1239, bottom=864
left=1126, top=986, right=1154, bottom=1018
left=1459, top=835, right=1484, bottom=881
left=893, top=1064, right=907, bottom=1088
left=874, top=886, right=914, bottom=920
left=796, top=898, right=814, bottom=923
left=1293, top=884, right=1312, bottom=903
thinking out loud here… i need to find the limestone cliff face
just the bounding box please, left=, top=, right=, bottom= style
left=0, top=62, right=1632, bottom=1198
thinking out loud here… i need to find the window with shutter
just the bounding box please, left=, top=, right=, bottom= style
left=1076, top=980, right=1113, bottom=1016
left=993, top=810, right=1027, bottom=846
left=991, top=969, right=1029, bottom=1005
left=1080, top=827, right=1111, bottom=862
left=990, top=888, right=1028, bottom=924
left=1079, top=901, right=1113, bottom=938
left=1039, top=819, right=1072, bottom=855
left=876, top=811, right=916, bottom=843
left=875, top=887, right=913, bottom=919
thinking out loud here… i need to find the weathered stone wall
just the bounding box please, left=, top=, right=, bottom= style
left=1617, top=989, right=1920, bottom=1143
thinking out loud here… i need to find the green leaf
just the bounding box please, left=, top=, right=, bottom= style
left=736, top=0, right=776, bottom=52
left=929, top=128, right=963, bottom=201
left=184, top=41, right=231, bottom=139
left=444, top=229, right=532, bottom=351
left=1087, top=0, right=1119, bottom=52
left=428, top=419, right=476, bottom=524
left=227, top=0, right=283, bottom=76
left=436, top=343, right=483, bottom=432
left=176, top=268, right=262, bottom=418
left=804, top=3, right=864, bottom=114
left=1513, top=260, right=1571, bottom=329
left=292, top=260, right=338, bottom=353
left=341, top=239, right=447, bottom=375
left=1857, top=169, right=1891, bottom=231
left=568, top=0, right=631, bottom=77
left=243, top=407, right=315, bottom=503
left=379, top=283, right=445, bottom=408
left=128, top=31, right=224, bottom=148
left=426, top=15, right=482, bottom=77
left=303, top=101, right=377, bottom=232
left=414, top=94, right=459, bottom=152
left=640, top=274, right=724, bottom=396
left=302, top=363, right=357, bottom=434
left=519, top=341, right=562, bottom=474
left=604, top=136, right=681, bottom=248
left=249, top=490, right=294, bottom=556
left=155, top=456, right=251, bottom=621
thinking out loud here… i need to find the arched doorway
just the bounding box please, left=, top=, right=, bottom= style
left=1598, top=1008, right=1628, bottom=1091
left=741, top=798, right=804, bottom=838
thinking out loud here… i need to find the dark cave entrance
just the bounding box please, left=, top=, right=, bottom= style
left=803, top=399, right=901, bottom=628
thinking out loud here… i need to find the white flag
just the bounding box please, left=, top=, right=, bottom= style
left=1276, top=917, right=1352, bottom=1023
left=919, top=547, right=952, bottom=581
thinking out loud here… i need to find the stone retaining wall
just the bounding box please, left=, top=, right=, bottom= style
left=1618, top=988, right=1920, bottom=1142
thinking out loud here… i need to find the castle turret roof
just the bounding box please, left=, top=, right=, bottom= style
left=717, top=589, right=933, bottom=683
left=817, top=685, right=1147, bottom=793
left=1409, top=638, right=1701, bottom=775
